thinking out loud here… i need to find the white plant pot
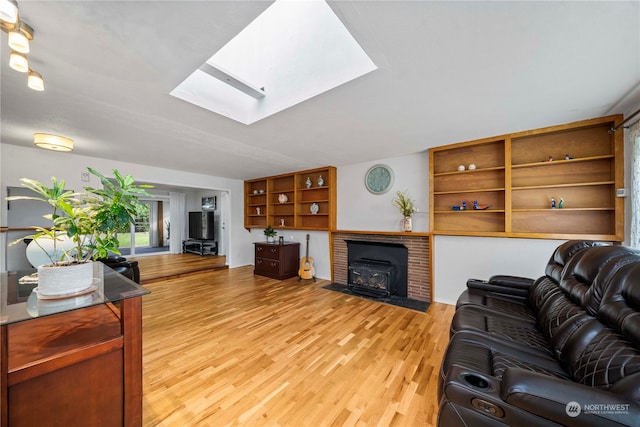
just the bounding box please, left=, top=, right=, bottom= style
left=37, top=261, right=94, bottom=296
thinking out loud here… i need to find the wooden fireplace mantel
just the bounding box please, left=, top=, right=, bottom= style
left=332, top=229, right=432, bottom=237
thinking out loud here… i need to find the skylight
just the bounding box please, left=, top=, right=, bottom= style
left=170, top=0, right=377, bottom=125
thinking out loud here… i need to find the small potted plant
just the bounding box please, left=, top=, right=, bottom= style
left=393, top=190, right=417, bottom=232
left=7, top=167, right=151, bottom=296
left=263, top=225, right=277, bottom=243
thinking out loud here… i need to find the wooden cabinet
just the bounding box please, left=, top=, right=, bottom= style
left=1, top=265, right=148, bottom=427
left=430, top=115, right=624, bottom=240
left=254, top=242, right=300, bottom=280
left=245, top=166, right=336, bottom=231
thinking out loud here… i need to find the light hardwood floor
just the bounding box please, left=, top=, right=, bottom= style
left=141, top=264, right=454, bottom=426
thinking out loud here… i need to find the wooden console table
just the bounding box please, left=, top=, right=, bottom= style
left=0, top=263, right=149, bottom=426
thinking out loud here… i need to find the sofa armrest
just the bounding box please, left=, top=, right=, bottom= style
left=466, top=275, right=533, bottom=297
left=501, top=368, right=640, bottom=427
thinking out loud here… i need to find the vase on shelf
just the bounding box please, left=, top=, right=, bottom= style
left=402, top=217, right=413, bottom=232
left=317, top=175, right=324, bottom=187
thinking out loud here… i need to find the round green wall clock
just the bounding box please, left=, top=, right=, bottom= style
left=365, top=164, right=394, bottom=194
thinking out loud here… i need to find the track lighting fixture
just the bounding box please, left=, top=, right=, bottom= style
left=28, top=69, right=43, bottom=91
left=0, top=0, right=18, bottom=24
left=1, top=0, right=44, bottom=91
left=7, top=19, right=31, bottom=52
left=9, top=50, right=27, bottom=72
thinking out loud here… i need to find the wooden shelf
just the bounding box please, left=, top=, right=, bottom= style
left=434, top=188, right=505, bottom=195
left=433, top=166, right=505, bottom=177
left=512, top=181, right=614, bottom=190
left=245, top=166, right=336, bottom=231
left=512, top=154, right=614, bottom=169
left=430, top=115, right=624, bottom=240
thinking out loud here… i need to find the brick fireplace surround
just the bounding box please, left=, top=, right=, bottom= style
left=331, top=231, right=431, bottom=302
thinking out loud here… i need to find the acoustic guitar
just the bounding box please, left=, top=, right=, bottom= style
left=298, top=234, right=315, bottom=281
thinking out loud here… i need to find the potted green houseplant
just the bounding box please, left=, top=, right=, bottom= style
left=393, top=190, right=417, bottom=232
left=263, top=225, right=277, bottom=243
left=8, top=167, right=151, bottom=296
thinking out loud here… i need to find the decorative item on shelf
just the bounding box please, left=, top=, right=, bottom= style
left=264, top=225, right=277, bottom=243
left=393, top=190, right=417, bottom=232
left=559, top=198, right=564, bottom=208
left=256, top=206, right=261, bottom=215
left=547, top=156, right=554, bottom=162
left=306, top=177, right=312, bottom=188
left=473, top=200, right=491, bottom=210
left=279, top=218, right=285, bottom=226
left=317, top=175, right=324, bottom=187
left=253, top=189, right=258, bottom=194
left=564, top=154, right=573, bottom=160
left=468, top=164, right=476, bottom=170
left=551, top=197, right=556, bottom=209
left=259, top=189, right=265, bottom=194
left=310, top=202, right=319, bottom=214
left=278, top=193, right=288, bottom=203
left=462, top=201, right=467, bottom=210
left=6, top=168, right=151, bottom=297
left=458, top=165, right=465, bottom=171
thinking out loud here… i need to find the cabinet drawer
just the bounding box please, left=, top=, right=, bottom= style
left=255, top=244, right=281, bottom=260
left=255, top=258, right=281, bottom=275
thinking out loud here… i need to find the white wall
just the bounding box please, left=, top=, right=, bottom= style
left=337, top=152, right=430, bottom=232
left=433, top=236, right=563, bottom=305
left=0, top=144, right=254, bottom=271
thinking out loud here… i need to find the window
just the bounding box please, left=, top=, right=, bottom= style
left=631, top=121, right=640, bottom=248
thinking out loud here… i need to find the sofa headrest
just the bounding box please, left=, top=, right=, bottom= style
left=582, top=253, right=640, bottom=317
left=545, top=240, right=604, bottom=282
left=598, top=261, right=640, bottom=347
left=559, top=245, right=640, bottom=306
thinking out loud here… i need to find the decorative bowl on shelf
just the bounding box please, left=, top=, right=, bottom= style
left=474, top=205, right=491, bottom=210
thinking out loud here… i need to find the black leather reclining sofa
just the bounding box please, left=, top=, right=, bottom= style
left=438, top=240, right=640, bottom=427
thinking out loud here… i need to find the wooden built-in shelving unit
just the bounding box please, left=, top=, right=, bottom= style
left=245, top=166, right=336, bottom=231
left=429, top=115, right=624, bottom=240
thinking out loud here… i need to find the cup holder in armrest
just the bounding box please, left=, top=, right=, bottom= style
left=462, top=373, right=492, bottom=390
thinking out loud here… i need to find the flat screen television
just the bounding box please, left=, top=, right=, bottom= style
left=188, top=211, right=215, bottom=241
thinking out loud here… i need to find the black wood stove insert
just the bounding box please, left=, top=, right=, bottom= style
left=346, top=240, right=408, bottom=298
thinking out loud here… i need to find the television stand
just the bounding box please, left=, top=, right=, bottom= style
left=182, top=239, right=218, bottom=256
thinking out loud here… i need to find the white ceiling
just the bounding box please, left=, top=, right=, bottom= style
left=1, top=1, right=639, bottom=181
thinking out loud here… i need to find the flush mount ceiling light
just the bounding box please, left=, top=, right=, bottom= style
left=34, top=133, right=74, bottom=152
left=0, top=0, right=18, bottom=24
left=1, top=0, right=43, bottom=91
